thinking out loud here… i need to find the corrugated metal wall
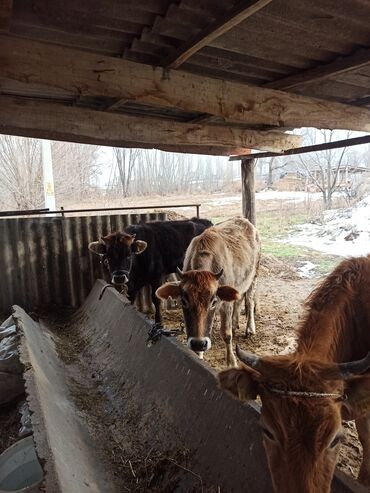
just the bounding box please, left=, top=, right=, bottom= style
left=0, top=212, right=166, bottom=313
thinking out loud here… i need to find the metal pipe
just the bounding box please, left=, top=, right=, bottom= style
left=0, top=208, right=49, bottom=217
left=0, top=204, right=202, bottom=218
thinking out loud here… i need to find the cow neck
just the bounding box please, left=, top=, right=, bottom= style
left=296, top=302, right=356, bottom=364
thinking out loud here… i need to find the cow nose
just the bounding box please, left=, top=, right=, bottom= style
left=188, top=337, right=212, bottom=353
left=112, top=270, right=129, bottom=285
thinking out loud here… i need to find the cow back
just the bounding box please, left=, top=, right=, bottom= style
left=125, top=219, right=211, bottom=288
left=184, top=216, right=260, bottom=291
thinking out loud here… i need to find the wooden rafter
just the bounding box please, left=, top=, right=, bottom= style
left=162, top=0, right=272, bottom=69
left=229, top=135, right=370, bottom=161
left=1, top=37, right=370, bottom=133
left=0, top=0, right=13, bottom=32
left=0, top=96, right=301, bottom=153
left=264, top=48, right=370, bottom=90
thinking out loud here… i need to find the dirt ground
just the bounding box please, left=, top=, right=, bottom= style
left=161, top=257, right=362, bottom=482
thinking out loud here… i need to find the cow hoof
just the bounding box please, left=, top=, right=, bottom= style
left=245, top=329, right=256, bottom=338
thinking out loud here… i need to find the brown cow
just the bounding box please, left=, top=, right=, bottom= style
left=218, top=255, right=370, bottom=493
left=156, top=217, right=260, bottom=366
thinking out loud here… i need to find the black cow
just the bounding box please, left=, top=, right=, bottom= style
left=88, top=217, right=212, bottom=324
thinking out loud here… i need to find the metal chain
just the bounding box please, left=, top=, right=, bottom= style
left=147, top=323, right=184, bottom=347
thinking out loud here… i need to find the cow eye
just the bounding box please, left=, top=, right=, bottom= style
left=103, top=258, right=109, bottom=267
left=329, top=433, right=343, bottom=449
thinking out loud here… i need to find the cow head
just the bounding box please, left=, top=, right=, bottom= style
left=218, top=346, right=370, bottom=493
left=156, top=269, right=239, bottom=357
left=89, top=232, right=147, bottom=285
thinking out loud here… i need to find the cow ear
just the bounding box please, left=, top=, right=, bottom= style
left=133, top=240, right=147, bottom=254
left=88, top=241, right=106, bottom=256
left=218, top=368, right=258, bottom=401
left=217, top=286, right=240, bottom=302
left=156, top=282, right=181, bottom=300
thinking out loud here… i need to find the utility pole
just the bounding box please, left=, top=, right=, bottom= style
left=41, top=139, right=56, bottom=213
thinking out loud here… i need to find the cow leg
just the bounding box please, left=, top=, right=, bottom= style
left=220, top=303, right=237, bottom=367
left=232, top=296, right=243, bottom=337
left=245, top=278, right=258, bottom=337
left=356, top=415, right=370, bottom=486
left=127, top=287, right=138, bottom=305
left=151, top=280, right=163, bottom=326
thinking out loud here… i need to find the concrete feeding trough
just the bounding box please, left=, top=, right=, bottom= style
left=12, top=280, right=368, bottom=492
left=0, top=437, right=43, bottom=493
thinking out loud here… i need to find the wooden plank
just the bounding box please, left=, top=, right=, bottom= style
left=229, top=135, right=370, bottom=161
left=0, top=0, right=13, bottom=32
left=1, top=36, right=370, bottom=132
left=265, top=48, right=370, bottom=90
left=0, top=96, right=301, bottom=152
left=163, top=0, right=272, bottom=69
left=0, top=123, right=248, bottom=155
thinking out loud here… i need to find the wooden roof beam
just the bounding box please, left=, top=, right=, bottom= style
left=1, top=36, right=370, bottom=133
left=264, top=48, right=370, bottom=91
left=0, top=96, right=301, bottom=153
left=229, top=134, right=370, bottom=161
left=0, top=0, right=13, bottom=31
left=162, top=0, right=272, bottom=69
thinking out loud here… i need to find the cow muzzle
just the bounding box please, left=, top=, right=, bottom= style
left=187, top=337, right=212, bottom=355
left=112, top=270, right=129, bottom=285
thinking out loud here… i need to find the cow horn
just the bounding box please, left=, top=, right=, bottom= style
left=236, top=345, right=261, bottom=369
left=214, top=268, right=224, bottom=280
left=338, top=352, right=370, bottom=379
left=100, top=236, right=106, bottom=245
left=176, top=267, right=184, bottom=279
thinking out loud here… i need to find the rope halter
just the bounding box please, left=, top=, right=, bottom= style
left=265, top=385, right=345, bottom=400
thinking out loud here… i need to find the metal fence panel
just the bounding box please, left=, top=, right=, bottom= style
left=0, top=213, right=166, bottom=313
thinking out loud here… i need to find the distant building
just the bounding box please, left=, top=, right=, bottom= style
left=257, top=164, right=370, bottom=194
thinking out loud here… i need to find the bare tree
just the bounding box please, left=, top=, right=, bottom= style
left=110, top=148, right=141, bottom=197
left=0, top=135, right=43, bottom=209
left=297, top=129, right=352, bottom=208
left=52, top=141, right=101, bottom=204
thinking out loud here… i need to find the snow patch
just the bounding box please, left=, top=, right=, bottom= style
left=287, top=194, right=370, bottom=257
left=297, top=261, right=316, bottom=278
left=255, top=190, right=340, bottom=203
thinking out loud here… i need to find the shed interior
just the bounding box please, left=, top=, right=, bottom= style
left=0, top=0, right=370, bottom=156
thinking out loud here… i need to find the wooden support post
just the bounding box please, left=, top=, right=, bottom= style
left=241, top=158, right=256, bottom=225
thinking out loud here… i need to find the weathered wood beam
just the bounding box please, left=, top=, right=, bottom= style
left=0, top=96, right=301, bottom=152
left=0, top=0, right=13, bottom=31
left=162, top=0, right=272, bottom=69
left=229, top=134, right=370, bottom=161
left=241, top=159, right=256, bottom=225
left=2, top=36, right=370, bottom=132
left=0, top=126, right=248, bottom=156
left=264, top=48, right=370, bottom=90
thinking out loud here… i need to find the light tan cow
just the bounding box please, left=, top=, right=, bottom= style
left=219, top=255, right=370, bottom=493
left=156, top=217, right=260, bottom=366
